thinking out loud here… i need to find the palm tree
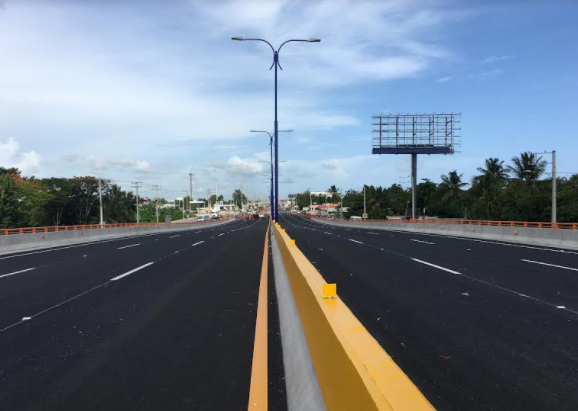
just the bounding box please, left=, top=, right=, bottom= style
left=478, top=157, right=508, bottom=181
left=439, top=170, right=467, bottom=202
left=507, top=152, right=547, bottom=183
left=474, top=157, right=508, bottom=191
left=327, top=185, right=339, bottom=203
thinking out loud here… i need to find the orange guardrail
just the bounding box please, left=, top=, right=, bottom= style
left=1, top=217, right=234, bottom=236
left=308, top=216, right=577, bottom=230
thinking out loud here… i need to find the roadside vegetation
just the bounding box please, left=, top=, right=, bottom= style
left=295, top=152, right=578, bottom=222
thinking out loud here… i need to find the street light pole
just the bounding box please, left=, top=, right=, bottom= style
left=251, top=129, right=292, bottom=220
left=234, top=36, right=320, bottom=221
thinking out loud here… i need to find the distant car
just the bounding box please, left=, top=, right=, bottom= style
left=197, top=215, right=210, bottom=222
left=258, top=214, right=265, bottom=218
left=350, top=216, right=362, bottom=221
left=211, top=212, right=220, bottom=219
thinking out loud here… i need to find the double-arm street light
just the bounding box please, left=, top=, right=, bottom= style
left=251, top=129, right=292, bottom=218
left=234, top=36, right=320, bottom=221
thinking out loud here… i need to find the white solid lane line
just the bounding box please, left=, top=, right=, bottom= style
left=412, top=258, right=461, bottom=275
left=117, top=243, right=141, bottom=250
left=110, top=262, right=154, bottom=281
left=192, top=241, right=205, bottom=246
left=169, top=235, right=181, bottom=239
left=410, top=239, right=435, bottom=245
left=0, top=267, right=36, bottom=279
left=521, top=259, right=578, bottom=272
left=348, top=239, right=364, bottom=245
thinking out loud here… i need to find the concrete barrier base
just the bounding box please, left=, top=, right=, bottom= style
left=0, top=219, right=234, bottom=256
left=313, top=219, right=578, bottom=250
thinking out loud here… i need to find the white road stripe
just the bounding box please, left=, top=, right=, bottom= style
left=521, top=259, right=578, bottom=272
left=117, top=243, right=141, bottom=250
left=218, top=233, right=225, bottom=237
left=412, top=258, right=461, bottom=275
left=411, top=258, right=578, bottom=314
left=410, top=239, right=435, bottom=245
left=169, top=235, right=181, bottom=238
left=367, top=232, right=379, bottom=235
left=324, top=231, right=332, bottom=235
left=0, top=267, right=36, bottom=279
left=348, top=239, right=364, bottom=245
left=110, top=262, right=154, bottom=281
left=192, top=241, right=205, bottom=246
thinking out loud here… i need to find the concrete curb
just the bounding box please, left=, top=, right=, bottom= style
left=271, top=230, right=326, bottom=411
left=312, top=219, right=578, bottom=250
left=0, top=219, right=234, bottom=256
left=273, top=223, right=435, bottom=411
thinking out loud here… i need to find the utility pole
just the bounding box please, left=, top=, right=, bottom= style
left=189, top=171, right=194, bottom=212
left=98, top=178, right=104, bottom=227
left=132, top=181, right=142, bottom=224
left=181, top=190, right=188, bottom=220
left=363, top=185, right=367, bottom=219
left=152, top=184, right=161, bottom=224
left=339, top=190, right=343, bottom=219
left=531, top=150, right=557, bottom=224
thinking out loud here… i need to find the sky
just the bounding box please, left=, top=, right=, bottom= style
left=0, top=0, right=577, bottom=201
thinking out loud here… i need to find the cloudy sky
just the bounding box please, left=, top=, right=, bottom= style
left=0, top=0, right=576, bottom=200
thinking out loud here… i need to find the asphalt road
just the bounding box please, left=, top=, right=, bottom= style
left=280, top=213, right=578, bottom=411
left=0, top=218, right=277, bottom=411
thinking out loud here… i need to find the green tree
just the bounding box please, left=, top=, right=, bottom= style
left=508, top=152, right=547, bottom=184
left=327, top=185, right=339, bottom=203
left=232, top=189, right=247, bottom=208
left=0, top=173, right=21, bottom=228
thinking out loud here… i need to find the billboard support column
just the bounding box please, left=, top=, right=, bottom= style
left=411, top=153, right=417, bottom=219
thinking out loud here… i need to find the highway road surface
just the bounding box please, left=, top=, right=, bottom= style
left=0, top=218, right=286, bottom=411
left=280, top=213, right=578, bottom=411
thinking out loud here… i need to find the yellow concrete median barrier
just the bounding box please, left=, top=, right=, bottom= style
left=273, top=225, right=436, bottom=411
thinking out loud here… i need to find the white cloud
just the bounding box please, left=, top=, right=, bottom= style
left=479, top=68, right=504, bottom=78
left=437, top=76, right=453, bottom=82
left=0, top=137, right=41, bottom=174
left=0, top=0, right=471, bottom=197
left=483, top=55, right=512, bottom=63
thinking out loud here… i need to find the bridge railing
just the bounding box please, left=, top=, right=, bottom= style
left=309, top=216, right=578, bottom=230
left=1, top=218, right=233, bottom=236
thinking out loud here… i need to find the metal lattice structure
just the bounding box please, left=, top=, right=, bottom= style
left=372, top=113, right=461, bottom=155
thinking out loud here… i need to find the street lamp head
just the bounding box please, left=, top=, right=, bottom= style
left=308, top=38, right=321, bottom=43
left=231, top=36, right=245, bottom=41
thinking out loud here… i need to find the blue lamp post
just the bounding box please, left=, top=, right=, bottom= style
left=251, top=129, right=292, bottom=219
left=233, top=37, right=320, bottom=221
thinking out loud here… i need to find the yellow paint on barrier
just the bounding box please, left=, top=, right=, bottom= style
left=247, top=225, right=269, bottom=410
left=273, top=225, right=436, bottom=411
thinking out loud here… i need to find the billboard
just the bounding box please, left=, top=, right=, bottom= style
left=372, top=113, right=461, bottom=155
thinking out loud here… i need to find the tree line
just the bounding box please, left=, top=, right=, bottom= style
left=297, top=152, right=578, bottom=222
left=0, top=167, right=256, bottom=229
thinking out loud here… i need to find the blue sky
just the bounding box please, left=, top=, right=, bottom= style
left=0, top=0, right=576, bottom=201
